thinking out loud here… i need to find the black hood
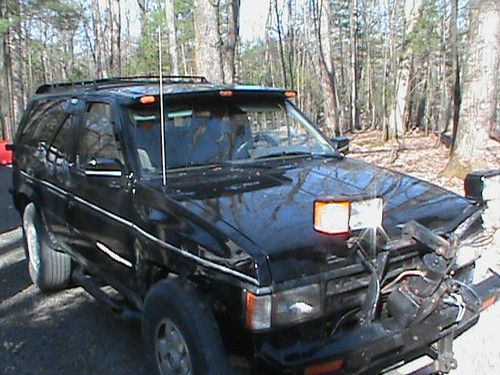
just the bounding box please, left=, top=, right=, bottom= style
left=164, top=157, right=474, bottom=283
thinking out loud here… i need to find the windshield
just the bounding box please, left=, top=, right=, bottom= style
left=127, top=98, right=334, bottom=174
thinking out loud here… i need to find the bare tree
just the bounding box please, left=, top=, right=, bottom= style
left=451, top=0, right=499, bottom=171
left=221, top=0, right=240, bottom=84
left=0, top=1, right=9, bottom=140
left=387, top=0, right=423, bottom=139
left=273, top=0, right=288, bottom=87
left=349, top=0, right=360, bottom=130
left=1, top=0, right=23, bottom=140
left=314, top=0, right=341, bottom=135
left=194, top=0, right=224, bottom=83
left=91, top=0, right=108, bottom=78
left=110, top=0, right=122, bottom=76
left=447, top=0, right=460, bottom=141
left=164, top=0, right=179, bottom=75
left=136, top=0, right=148, bottom=34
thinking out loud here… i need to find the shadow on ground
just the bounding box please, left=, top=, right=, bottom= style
left=0, top=230, right=147, bottom=375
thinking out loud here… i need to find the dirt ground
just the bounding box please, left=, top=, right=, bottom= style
left=1, top=132, right=499, bottom=375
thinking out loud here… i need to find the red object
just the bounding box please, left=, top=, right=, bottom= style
left=0, top=140, right=13, bottom=165
left=305, top=359, right=345, bottom=375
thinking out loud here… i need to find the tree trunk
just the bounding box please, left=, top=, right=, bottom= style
left=451, top=0, right=499, bottom=170
left=194, top=0, right=224, bottom=83
left=315, top=0, right=340, bottom=136
left=286, top=0, right=295, bottom=89
left=1, top=0, right=23, bottom=140
left=448, top=0, right=460, bottom=146
left=349, top=0, right=359, bottom=131
left=387, top=0, right=423, bottom=139
left=92, top=0, right=107, bottom=78
left=136, top=0, right=148, bottom=35
left=0, top=1, right=10, bottom=140
left=165, top=0, right=179, bottom=75
left=110, top=0, right=122, bottom=76
left=222, top=0, right=240, bottom=84
left=273, top=0, right=288, bottom=87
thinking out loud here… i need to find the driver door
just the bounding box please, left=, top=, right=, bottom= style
left=67, top=101, right=135, bottom=282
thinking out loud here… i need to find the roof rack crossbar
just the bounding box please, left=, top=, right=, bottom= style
left=35, top=75, right=209, bottom=94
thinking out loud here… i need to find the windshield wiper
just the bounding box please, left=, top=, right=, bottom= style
left=220, top=160, right=273, bottom=169
left=254, top=151, right=314, bottom=160
left=163, top=160, right=273, bottom=173
left=311, top=152, right=339, bottom=159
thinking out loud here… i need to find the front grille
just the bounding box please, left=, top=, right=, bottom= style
left=324, top=248, right=422, bottom=315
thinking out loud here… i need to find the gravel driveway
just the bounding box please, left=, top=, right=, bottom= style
left=1, top=227, right=498, bottom=375
left=0, top=228, right=147, bottom=375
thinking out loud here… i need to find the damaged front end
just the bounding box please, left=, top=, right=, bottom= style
left=256, top=209, right=500, bottom=375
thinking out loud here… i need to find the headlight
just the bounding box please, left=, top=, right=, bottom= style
left=350, top=198, right=383, bottom=230
left=245, top=284, right=321, bottom=331
left=273, top=284, right=322, bottom=326
left=314, top=197, right=383, bottom=234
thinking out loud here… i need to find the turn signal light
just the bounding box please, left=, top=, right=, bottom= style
left=313, top=198, right=383, bottom=235
left=314, top=200, right=350, bottom=235
left=219, top=90, right=233, bottom=97
left=285, top=90, right=297, bottom=98
left=245, top=292, right=271, bottom=330
left=140, top=95, right=156, bottom=104
left=305, top=358, right=345, bottom=375
left=481, top=296, right=497, bottom=311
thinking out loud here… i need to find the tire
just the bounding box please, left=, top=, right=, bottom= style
left=142, top=278, right=232, bottom=375
left=22, top=202, right=72, bottom=292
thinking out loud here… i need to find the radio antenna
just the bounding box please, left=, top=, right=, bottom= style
left=158, top=27, right=167, bottom=186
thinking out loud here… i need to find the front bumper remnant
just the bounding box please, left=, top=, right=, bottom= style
left=258, top=273, right=500, bottom=374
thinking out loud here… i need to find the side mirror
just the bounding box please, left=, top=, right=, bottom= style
left=330, top=135, right=350, bottom=155
left=84, top=157, right=123, bottom=178
left=464, top=169, right=500, bottom=203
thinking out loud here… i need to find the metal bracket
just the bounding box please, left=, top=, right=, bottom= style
left=410, top=334, right=457, bottom=375
left=402, top=221, right=457, bottom=259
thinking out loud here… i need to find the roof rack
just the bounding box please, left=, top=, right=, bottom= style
left=35, top=75, right=209, bottom=94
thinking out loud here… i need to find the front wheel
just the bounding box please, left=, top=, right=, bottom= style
left=142, top=278, right=231, bottom=375
left=22, top=202, right=72, bottom=291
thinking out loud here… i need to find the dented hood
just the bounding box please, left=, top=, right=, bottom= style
left=168, top=157, right=475, bottom=283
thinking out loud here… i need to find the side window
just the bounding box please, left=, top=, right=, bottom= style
left=48, top=115, right=76, bottom=160
left=21, top=100, right=67, bottom=146
left=77, top=103, right=124, bottom=168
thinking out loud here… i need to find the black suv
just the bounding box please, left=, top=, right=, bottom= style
left=9, top=76, right=500, bottom=375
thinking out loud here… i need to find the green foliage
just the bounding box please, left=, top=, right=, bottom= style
left=27, top=0, right=81, bottom=31
left=240, top=41, right=270, bottom=85
left=135, top=11, right=166, bottom=74
left=0, top=18, right=12, bottom=34
left=407, top=0, right=440, bottom=57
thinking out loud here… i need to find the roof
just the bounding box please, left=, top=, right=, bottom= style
left=34, top=76, right=290, bottom=101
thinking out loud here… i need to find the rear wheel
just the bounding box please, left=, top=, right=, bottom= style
left=143, top=278, right=231, bottom=375
left=22, top=202, right=72, bottom=291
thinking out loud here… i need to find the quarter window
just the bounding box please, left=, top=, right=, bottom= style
left=77, top=103, right=124, bottom=167
left=21, top=100, right=67, bottom=146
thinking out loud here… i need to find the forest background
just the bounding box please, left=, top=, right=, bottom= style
left=1, top=0, right=498, bottom=174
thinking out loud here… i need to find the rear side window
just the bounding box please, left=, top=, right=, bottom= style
left=48, top=115, right=77, bottom=160
left=77, top=103, right=124, bottom=167
left=21, top=100, right=68, bottom=146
